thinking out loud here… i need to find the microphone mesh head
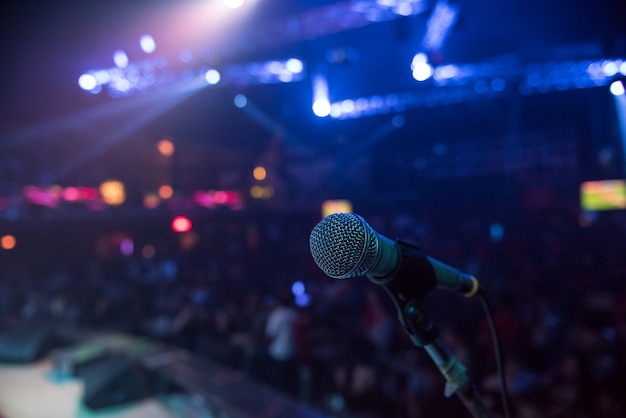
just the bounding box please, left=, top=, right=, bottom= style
left=309, top=212, right=378, bottom=279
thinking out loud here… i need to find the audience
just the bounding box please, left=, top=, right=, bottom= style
left=0, top=200, right=625, bottom=418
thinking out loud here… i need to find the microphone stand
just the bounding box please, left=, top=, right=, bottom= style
left=371, top=240, right=495, bottom=418
left=404, top=302, right=493, bottom=418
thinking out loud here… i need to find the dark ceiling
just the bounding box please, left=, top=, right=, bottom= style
left=0, top=0, right=625, bottom=195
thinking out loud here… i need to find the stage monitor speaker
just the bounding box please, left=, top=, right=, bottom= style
left=0, top=325, right=69, bottom=363
left=81, top=352, right=155, bottom=411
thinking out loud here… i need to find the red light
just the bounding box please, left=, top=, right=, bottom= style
left=80, top=187, right=99, bottom=201
left=172, top=216, right=192, bottom=233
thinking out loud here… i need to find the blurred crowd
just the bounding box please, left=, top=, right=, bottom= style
left=0, top=201, right=625, bottom=418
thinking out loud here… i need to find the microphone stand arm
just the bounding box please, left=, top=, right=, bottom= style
left=404, top=302, right=494, bottom=418
left=370, top=240, right=494, bottom=418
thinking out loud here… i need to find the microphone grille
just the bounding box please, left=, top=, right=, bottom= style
left=309, top=212, right=378, bottom=279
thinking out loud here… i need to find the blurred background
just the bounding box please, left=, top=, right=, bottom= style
left=0, top=0, right=625, bottom=417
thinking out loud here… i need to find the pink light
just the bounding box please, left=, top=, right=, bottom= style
left=120, top=238, right=134, bottom=256
left=172, top=216, right=192, bottom=233
left=63, top=187, right=81, bottom=202
left=193, top=191, right=215, bottom=208
left=214, top=191, right=228, bottom=204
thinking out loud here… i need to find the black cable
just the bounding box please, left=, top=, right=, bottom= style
left=477, top=288, right=512, bottom=418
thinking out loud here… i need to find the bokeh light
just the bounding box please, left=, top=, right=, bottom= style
left=158, top=185, right=174, bottom=199
left=142, top=245, right=156, bottom=258
left=610, top=80, right=625, bottom=96
left=157, top=139, right=175, bottom=156
left=172, top=216, right=192, bottom=233
left=205, top=69, right=221, bottom=85
left=99, top=180, right=126, bottom=206
left=253, top=166, right=267, bottom=181
left=139, top=34, right=156, bottom=54
left=113, top=50, right=129, bottom=68
left=78, top=74, right=98, bottom=91
left=234, top=94, right=248, bottom=108
left=1, top=235, right=16, bottom=250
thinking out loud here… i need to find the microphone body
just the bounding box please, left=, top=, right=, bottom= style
left=309, top=212, right=479, bottom=297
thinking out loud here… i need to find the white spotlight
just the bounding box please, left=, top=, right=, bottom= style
left=411, top=53, right=433, bottom=82
left=610, top=80, right=625, bottom=96
left=313, top=99, right=331, bottom=117
left=286, top=58, right=304, bottom=74
left=78, top=73, right=98, bottom=91
left=224, top=0, right=245, bottom=9
left=312, top=75, right=330, bottom=117
left=113, top=50, right=129, bottom=68
left=205, top=69, right=221, bottom=85
left=140, top=34, right=156, bottom=54
left=412, top=62, right=433, bottom=81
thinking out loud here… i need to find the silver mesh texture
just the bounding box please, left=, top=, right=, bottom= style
left=309, top=212, right=379, bottom=279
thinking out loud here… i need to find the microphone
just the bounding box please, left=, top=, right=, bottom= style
left=309, top=212, right=479, bottom=298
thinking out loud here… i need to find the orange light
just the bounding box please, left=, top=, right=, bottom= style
left=322, top=200, right=353, bottom=218
left=157, top=139, right=175, bottom=157
left=158, top=185, right=174, bottom=199
left=99, top=180, right=126, bottom=206
left=253, top=166, right=267, bottom=181
left=172, top=216, right=192, bottom=233
left=1, top=235, right=16, bottom=250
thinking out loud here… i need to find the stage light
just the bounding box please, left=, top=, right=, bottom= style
left=113, top=50, right=129, bottom=68
left=253, top=166, right=267, bottom=181
left=158, top=185, right=174, bottom=199
left=610, top=80, right=625, bottom=96
left=140, top=34, right=156, bottom=54
left=286, top=58, right=304, bottom=74
left=313, top=75, right=330, bottom=117
left=621, top=62, right=626, bottom=76
left=172, top=216, right=192, bottom=233
left=205, top=69, right=221, bottom=85
left=313, top=99, right=331, bottom=117
left=99, top=180, right=126, bottom=205
left=413, top=62, right=433, bottom=81
left=341, top=99, right=355, bottom=114
left=224, top=0, right=245, bottom=9
left=266, top=61, right=282, bottom=75
left=78, top=74, right=98, bottom=91
left=412, top=53, right=433, bottom=81
left=329, top=103, right=342, bottom=118
left=157, top=139, right=175, bottom=156
left=1, top=235, right=16, bottom=250
left=603, top=61, right=619, bottom=77
left=234, top=94, right=248, bottom=108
